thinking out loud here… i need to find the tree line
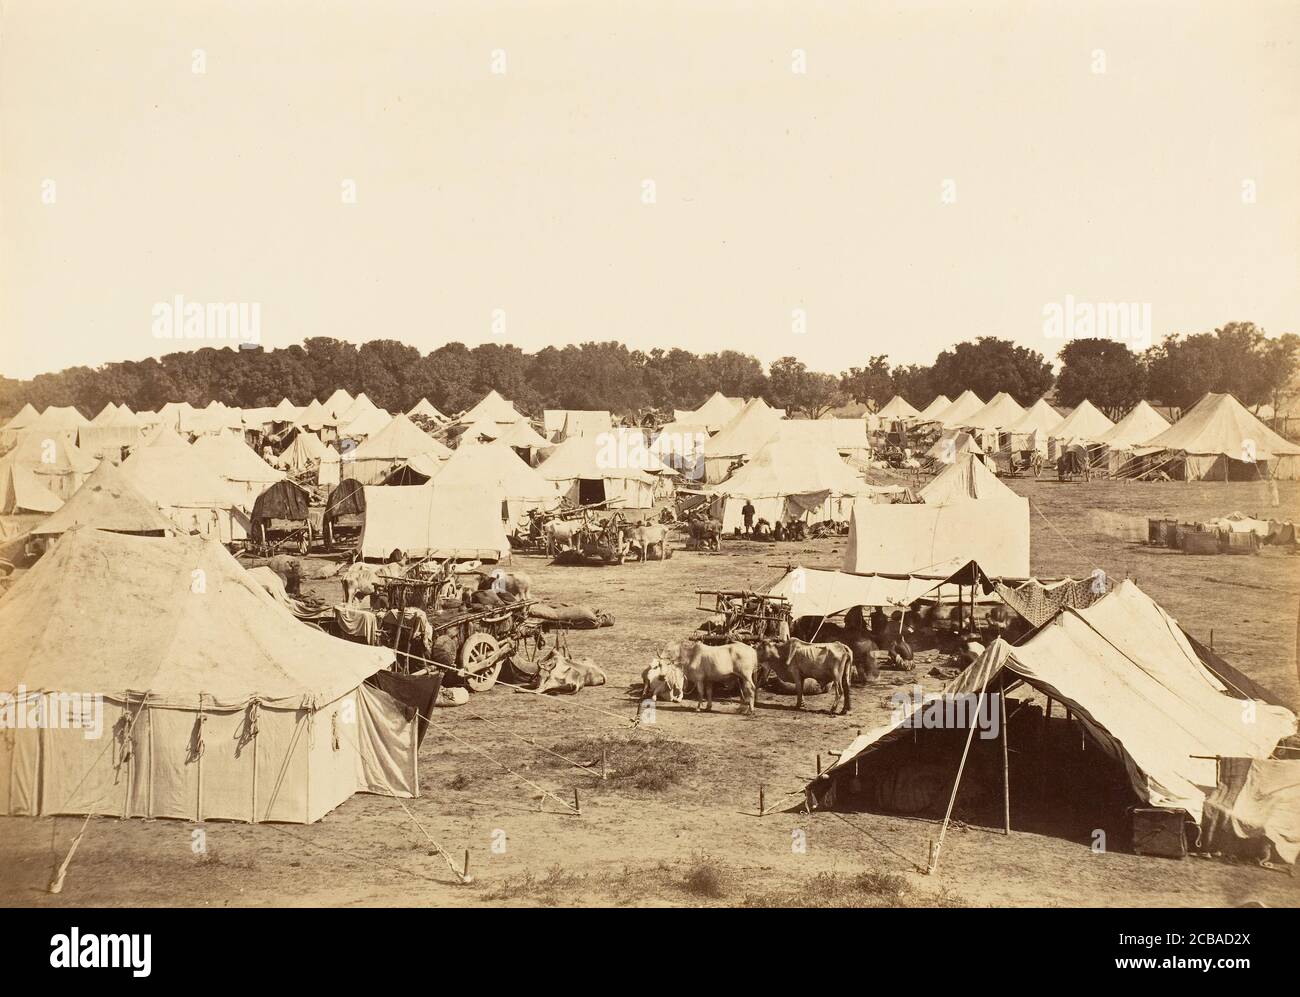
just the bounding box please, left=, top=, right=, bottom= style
left=1, top=322, right=1295, bottom=423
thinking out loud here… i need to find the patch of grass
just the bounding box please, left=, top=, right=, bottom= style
left=548, top=735, right=700, bottom=793
left=682, top=853, right=728, bottom=898
left=741, top=870, right=965, bottom=908
left=447, top=773, right=472, bottom=791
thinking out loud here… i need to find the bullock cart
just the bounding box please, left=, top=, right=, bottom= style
left=373, top=575, right=542, bottom=692
left=692, top=589, right=792, bottom=645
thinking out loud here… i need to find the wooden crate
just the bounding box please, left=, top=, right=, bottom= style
left=1130, top=807, right=1190, bottom=858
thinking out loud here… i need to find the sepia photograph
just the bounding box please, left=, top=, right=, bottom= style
left=0, top=0, right=1297, bottom=953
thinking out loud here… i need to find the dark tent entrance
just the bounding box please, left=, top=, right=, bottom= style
left=577, top=478, right=606, bottom=506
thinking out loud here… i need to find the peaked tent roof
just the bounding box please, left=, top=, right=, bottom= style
left=0, top=528, right=393, bottom=708
left=876, top=395, right=922, bottom=420
left=461, top=389, right=523, bottom=425
left=1096, top=400, right=1171, bottom=449
left=358, top=483, right=512, bottom=561
left=539, top=434, right=655, bottom=483
left=963, top=391, right=1026, bottom=430
left=674, top=391, right=745, bottom=431
left=191, top=431, right=285, bottom=485
left=3, top=430, right=98, bottom=475
left=408, top=397, right=447, bottom=421
left=31, top=460, right=176, bottom=537
left=297, top=398, right=336, bottom=429
left=434, top=441, right=557, bottom=501
left=91, top=402, right=119, bottom=425
left=2, top=402, right=40, bottom=432
left=1051, top=399, right=1116, bottom=443
left=31, top=405, right=90, bottom=431
left=925, top=429, right=984, bottom=461
left=709, top=436, right=873, bottom=498
left=703, top=396, right=784, bottom=460
left=323, top=388, right=355, bottom=418
left=934, top=390, right=986, bottom=427
left=106, top=404, right=143, bottom=428
left=338, top=406, right=393, bottom=440
left=1006, top=397, right=1065, bottom=437
left=339, top=392, right=378, bottom=424
left=917, top=395, right=952, bottom=421
left=491, top=419, right=551, bottom=450
left=920, top=453, right=1019, bottom=504
left=351, top=413, right=451, bottom=461
left=560, top=410, right=613, bottom=440
left=1144, top=392, right=1300, bottom=459
left=815, top=580, right=1296, bottom=823
left=120, top=433, right=237, bottom=508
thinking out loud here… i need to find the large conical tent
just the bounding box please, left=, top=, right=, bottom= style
left=876, top=395, right=921, bottom=420
left=119, top=427, right=245, bottom=542
left=191, top=430, right=285, bottom=510
left=1144, top=392, right=1300, bottom=480
left=934, top=390, right=986, bottom=427
left=810, top=580, right=1296, bottom=833
left=338, top=405, right=391, bottom=441
left=539, top=434, right=656, bottom=509
left=408, top=397, right=447, bottom=422
left=324, top=388, right=355, bottom=419
left=919, top=452, right=1020, bottom=504
left=1006, top=397, right=1064, bottom=438
left=701, top=397, right=784, bottom=483
left=0, top=528, right=418, bottom=823
left=296, top=398, right=336, bottom=431
left=91, top=402, right=119, bottom=426
left=963, top=392, right=1026, bottom=431
left=346, top=413, right=451, bottom=485
left=674, top=391, right=743, bottom=432
left=917, top=395, right=951, bottom=421
left=1096, top=400, right=1170, bottom=449
left=1, top=402, right=39, bottom=433
left=31, top=459, right=175, bottom=538
left=460, top=389, right=522, bottom=425
left=30, top=405, right=90, bottom=432
left=708, top=436, right=877, bottom=531
left=433, top=441, right=560, bottom=526
left=339, top=392, right=378, bottom=425
left=1050, top=399, right=1115, bottom=444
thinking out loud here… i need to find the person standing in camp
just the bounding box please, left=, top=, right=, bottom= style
left=742, top=500, right=756, bottom=536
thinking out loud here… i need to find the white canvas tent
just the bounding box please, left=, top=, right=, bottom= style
left=919, top=453, right=1019, bottom=504
left=1050, top=399, right=1115, bottom=445
left=338, top=406, right=392, bottom=442
left=0, top=528, right=419, bottom=823
left=1143, top=392, right=1300, bottom=480
left=708, top=436, right=880, bottom=532
left=876, top=396, right=921, bottom=420
left=0, top=431, right=97, bottom=501
left=433, top=441, right=560, bottom=528
left=702, top=396, right=784, bottom=484
left=31, top=460, right=175, bottom=538
left=345, top=413, right=451, bottom=485
left=539, top=434, right=655, bottom=509
left=934, top=391, right=985, bottom=428
left=191, top=431, right=285, bottom=511
left=916, top=395, right=952, bottom=422
left=649, top=422, right=709, bottom=480
left=674, top=391, right=744, bottom=432
left=1096, top=400, right=1170, bottom=476
left=843, top=474, right=1029, bottom=577
left=357, top=483, right=511, bottom=561
left=408, top=398, right=447, bottom=422
left=324, top=388, right=355, bottom=419
left=1005, top=398, right=1064, bottom=454
left=460, top=389, right=523, bottom=426
left=280, top=431, right=341, bottom=486
left=1, top=402, right=39, bottom=434
left=963, top=391, right=1026, bottom=432
left=119, top=427, right=247, bottom=542
left=810, top=580, right=1296, bottom=830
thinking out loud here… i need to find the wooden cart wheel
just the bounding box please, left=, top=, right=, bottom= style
left=460, top=631, right=503, bottom=692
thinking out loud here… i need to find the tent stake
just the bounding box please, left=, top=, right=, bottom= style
left=1000, top=680, right=1010, bottom=835
left=48, top=814, right=92, bottom=894
left=758, top=784, right=765, bottom=815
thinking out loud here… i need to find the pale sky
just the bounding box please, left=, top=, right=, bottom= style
left=2, top=0, right=1297, bottom=380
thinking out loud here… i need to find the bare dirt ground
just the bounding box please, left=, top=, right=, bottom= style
left=2, top=478, right=1298, bottom=907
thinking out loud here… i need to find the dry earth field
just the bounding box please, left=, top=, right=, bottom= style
left=2, top=478, right=1299, bottom=907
